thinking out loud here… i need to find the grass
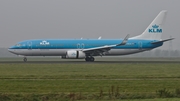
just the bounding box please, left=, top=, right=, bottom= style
left=0, top=79, right=180, bottom=93
left=80, top=98, right=180, bottom=101
left=0, top=63, right=180, bottom=79
left=0, top=58, right=180, bottom=100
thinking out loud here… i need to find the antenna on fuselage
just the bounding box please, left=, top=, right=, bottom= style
left=98, top=36, right=102, bottom=39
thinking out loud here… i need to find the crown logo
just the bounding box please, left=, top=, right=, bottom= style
left=152, top=24, right=159, bottom=29
left=72, top=53, right=76, bottom=56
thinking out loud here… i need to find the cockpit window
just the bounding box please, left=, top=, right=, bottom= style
left=15, top=44, right=21, bottom=47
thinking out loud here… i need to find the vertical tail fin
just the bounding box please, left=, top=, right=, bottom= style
left=131, top=10, right=167, bottom=40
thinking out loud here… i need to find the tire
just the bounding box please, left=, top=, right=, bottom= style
left=85, top=57, right=89, bottom=62
left=90, top=57, right=95, bottom=62
left=23, top=58, right=27, bottom=62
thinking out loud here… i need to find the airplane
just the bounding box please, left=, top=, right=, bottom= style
left=8, top=10, right=174, bottom=62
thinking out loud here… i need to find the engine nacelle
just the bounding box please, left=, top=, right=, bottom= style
left=62, top=50, right=86, bottom=59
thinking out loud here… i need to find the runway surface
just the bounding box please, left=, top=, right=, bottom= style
left=0, top=57, right=180, bottom=64
left=0, top=60, right=180, bottom=64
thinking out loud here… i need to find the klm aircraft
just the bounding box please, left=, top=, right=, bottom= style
left=8, top=10, right=174, bottom=62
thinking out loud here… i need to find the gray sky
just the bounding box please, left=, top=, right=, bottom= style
left=0, top=0, right=179, bottom=50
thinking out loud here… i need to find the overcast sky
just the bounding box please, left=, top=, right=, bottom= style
left=0, top=0, right=179, bottom=50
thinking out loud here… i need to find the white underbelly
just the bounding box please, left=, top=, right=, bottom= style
left=13, top=49, right=67, bottom=56
left=11, top=49, right=150, bottom=56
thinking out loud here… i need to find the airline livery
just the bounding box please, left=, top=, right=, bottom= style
left=8, top=10, right=174, bottom=62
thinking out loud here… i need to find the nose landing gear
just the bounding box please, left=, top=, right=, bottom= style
left=23, top=57, right=27, bottom=62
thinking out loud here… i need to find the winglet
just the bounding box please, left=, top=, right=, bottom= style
left=116, top=34, right=129, bottom=46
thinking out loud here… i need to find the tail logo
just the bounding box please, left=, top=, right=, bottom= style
left=149, top=24, right=162, bottom=33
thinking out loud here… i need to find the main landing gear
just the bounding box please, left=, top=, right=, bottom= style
left=23, top=57, right=27, bottom=62
left=85, top=57, right=95, bottom=62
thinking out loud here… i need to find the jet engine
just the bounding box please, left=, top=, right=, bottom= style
left=62, top=50, right=86, bottom=59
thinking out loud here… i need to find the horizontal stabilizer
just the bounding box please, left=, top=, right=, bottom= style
left=151, top=38, right=174, bottom=44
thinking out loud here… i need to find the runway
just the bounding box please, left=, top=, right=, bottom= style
left=0, top=60, right=180, bottom=64
left=0, top=57, right=179, bottom=64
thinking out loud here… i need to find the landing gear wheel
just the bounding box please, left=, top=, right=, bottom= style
left=85, top=57, right=95, bottom=62
left=90, top=57, right=95, bottom=62
left=23, top=57, right=27, bottom=62
left=85, top=57, right=89, bottom=62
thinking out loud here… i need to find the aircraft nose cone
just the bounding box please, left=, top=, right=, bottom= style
left=8, top=49, right=13, bottom=52
left=8, top=49, right=16, bottom=54
left=8, top=48, right=20, bottom=55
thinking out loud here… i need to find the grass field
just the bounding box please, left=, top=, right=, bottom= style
left=0, top=58, right=180, bottom=101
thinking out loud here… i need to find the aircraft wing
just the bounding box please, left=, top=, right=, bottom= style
left=82, top=34, right=129, bottom=55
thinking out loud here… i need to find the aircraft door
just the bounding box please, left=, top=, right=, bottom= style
left=81, top=43, right=84, bottom=49
left=138, top=42, right=142, bottom=50
left=77, top=43, right=84, bottom=49
left=77, top=44, right=80, bottom=49
left=27, top=42, right=32, bottom=49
